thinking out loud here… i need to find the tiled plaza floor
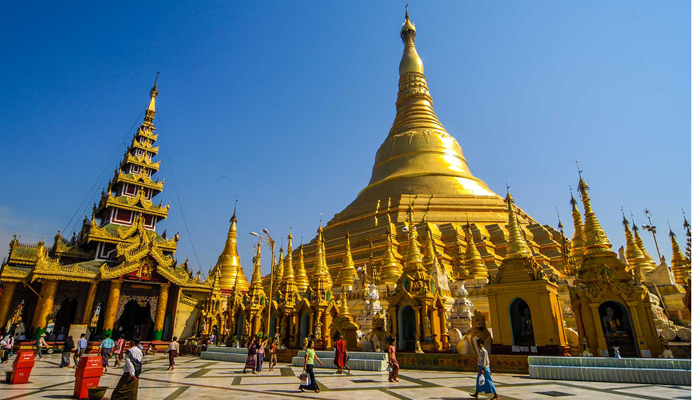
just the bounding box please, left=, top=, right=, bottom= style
left=0, top=353, right=692, bottom=399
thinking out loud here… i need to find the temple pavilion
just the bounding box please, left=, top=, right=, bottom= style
left=0, top=77, right=221, bottom=342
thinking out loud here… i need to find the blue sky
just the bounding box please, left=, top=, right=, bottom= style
left=0, top=1, right=689, bottom=277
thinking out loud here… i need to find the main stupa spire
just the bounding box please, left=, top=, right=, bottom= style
left=350, top=7, right=493, bottom=206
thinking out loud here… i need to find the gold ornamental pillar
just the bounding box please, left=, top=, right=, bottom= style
left=31, top=280, right=58, bottom=340
left=102, top=280, right=123, bottom=337
left=589, top=303, right=607, bottom=356
left=80, top=281, right=99, bottom=325
left=0, top=282, right=18, bottom=330
left=414, top=306, right=422, bottom=343
left=154, top=283, right=171, bottom=340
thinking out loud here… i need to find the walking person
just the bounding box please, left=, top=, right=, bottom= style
left=387, top=337, right=400, bottom=382
left=333, top=332, right=351, bottom=375
left=268, top=336, right=278, bottom=371
left=74, top=333, right=88, bottom=367
left=59, top=336, right=75, bottom=368
left=111, top=339, right=143, bottom=400
left=99, top=333, right=115, bottom=373
left=167, top=336, right=179, bottom=371
left=470, top=339, right=499, bottom=399
left=256, top=337, right=268, bottom=373
left=243, top=337, right=258, bottom=374
left=113, top=334, right=126, bottom=368
left=299, top=340, right=324, bottom=393
left=35, top=334, right=48, bottom=360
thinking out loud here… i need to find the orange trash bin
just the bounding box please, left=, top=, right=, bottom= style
left=10, top=350, right=35, bottom=384
left=73, top=355, right=103, bottom=399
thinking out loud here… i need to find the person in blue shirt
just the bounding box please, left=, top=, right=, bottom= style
left=99, top=333, right=115, bottom=373
left=74, top=333, right=88, bottom=367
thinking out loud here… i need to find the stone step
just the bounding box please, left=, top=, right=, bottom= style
left=294, top=350, right=388, bottom=360
left=528, top=356, right=691, bottom=385
left=291, top=355, right=388, bottom=372
left=200, top=347, right=250, bottom=363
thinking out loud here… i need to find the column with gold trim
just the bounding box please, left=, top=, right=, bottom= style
left=79, top=281, right=98, bottom=325
left=102, top=280, right=123, bottom=337
left=31, top=280, right=58, bottom=340
left=153, top=283, right=170, bottom=340
left=0, top=282, right=17, bottom=331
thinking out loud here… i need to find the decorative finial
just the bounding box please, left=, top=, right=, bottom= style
left=569, top=185, right=577, bottom=205
left=630, top=211, right=637, bottom=228
left=575, top=160, right=582, bottom=179
left=150, top=70, right=160, bottom=98
left=556, top=207, right=563, bottom=230
left=405, top=3, right=409, bottom=19
left=668, top=219, right=675, bottom=237
left=621, top=207, right=628, bottom=225
left=230, top=195, right=238, bottom=223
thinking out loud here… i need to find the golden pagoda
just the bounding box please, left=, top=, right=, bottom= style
left=569, top=173, right=663, bottom=357
left=289, top=9, right=572, bottom=333
left=486, top=187, right=569, bottom=355
left=213, top=207, right=249, bottom=293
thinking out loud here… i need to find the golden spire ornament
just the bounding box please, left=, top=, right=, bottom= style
left=504, top=184, right=531, bottom=259
left=295, top=237, right=309, bottom=293
left=335, top=232, right=358, bottom=289
left=577, top=164, right=613, bottom=255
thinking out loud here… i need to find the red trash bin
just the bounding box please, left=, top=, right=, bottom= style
left=10, top=350, right=35, bottom=384
left=73, top=355, right=103, bottom=399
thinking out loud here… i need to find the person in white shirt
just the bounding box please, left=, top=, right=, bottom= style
left=167, top=336, right=180, bottom=371
left=470, top=338, right=499, bottom=399
left=110, top=339, right=143, bottom=400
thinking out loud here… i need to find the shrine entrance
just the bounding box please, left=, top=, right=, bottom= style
left=599, top=301, right=638, bottom=357
left=510, top=298, right=535, bottom=347
left=116, top=300, right=154, bottom=340
left=398, top=305, right=416, bottom=351
left=53, top=297, right=78, bottom=336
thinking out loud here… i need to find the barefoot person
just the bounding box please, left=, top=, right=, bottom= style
left=99, top=333, right=115, bottom=373
left=470, top=339, right=499, bottom=399
left=299, top=340, right=324, bottom=393
left=387, top=337, right=399, bottom=382
left=167, top=336, right=179, bottom=371
left=268, top=336, right=278, bottom=371
left=74, top=333, right=87, bottom=367
left=111, top=339, right=143, bottom=400
left=113, top=334, right=126, bottom=368
left=243, top=337, right=258, bottom=374
left=333, top=333, right=350, bottom=375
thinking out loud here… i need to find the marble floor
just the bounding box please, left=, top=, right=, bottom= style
left=0, top=353, right=692, bottom=399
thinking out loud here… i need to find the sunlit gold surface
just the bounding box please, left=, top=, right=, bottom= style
left=215, top=211, right=249, bottom=292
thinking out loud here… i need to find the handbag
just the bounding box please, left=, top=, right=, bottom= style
left=477, top=374, right=485, bottom=386
left=299, top=372, right=308, bottom=381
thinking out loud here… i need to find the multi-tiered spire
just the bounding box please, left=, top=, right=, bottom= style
left=623, top=213, right=648, bottom=280
left=578, top=173, right=613, bottom=255
left=379, top=209, right=401, bottom=284
left=310, top=224, right=332, bottom=302
left=79, top=74, right=177, bottom=265
left=464, top=222, right=488, bottom=280
left=295, top=239, right=309, bottom=293
left=670, top=228, right=690, bottom=284
left=334, top=232, right=358, bottom=290
left=246, top=241, right=265, bottom=304
left=215, top=207, right=249, bottom=292
left=569, top=188, right=585, bottom=267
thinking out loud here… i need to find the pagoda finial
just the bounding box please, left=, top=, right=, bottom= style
left=577, top=165, right=613, bottom=254
left=504, top=184, right=531, bottom=259
left=399, top=4, right=422, bottom=75
left=295, top=236, right=309, bottom=293
left=335, top=232, right=357, bottom=288
left=670, top=224, right=690, bottom=283
left=230, top=195, right=238, bottom=223
left=143, top=71, right=159, bottom=126
left=623, top=208, right=647, bottom=274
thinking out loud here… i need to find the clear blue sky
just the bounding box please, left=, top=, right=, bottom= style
left=0, top=1, right=689, bottom=277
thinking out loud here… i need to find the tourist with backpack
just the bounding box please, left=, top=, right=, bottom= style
left=111, top=338, right=143, bottom=400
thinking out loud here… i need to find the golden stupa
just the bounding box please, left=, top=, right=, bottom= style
left=294, top=9, right=567, bottom=283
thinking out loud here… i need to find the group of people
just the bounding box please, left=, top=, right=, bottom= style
left=297, top=335, right=497, bottom=398
left=242, top=335, right=279, bottom=374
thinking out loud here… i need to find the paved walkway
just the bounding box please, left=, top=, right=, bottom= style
left=0, top=353, right=691, bottom=399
